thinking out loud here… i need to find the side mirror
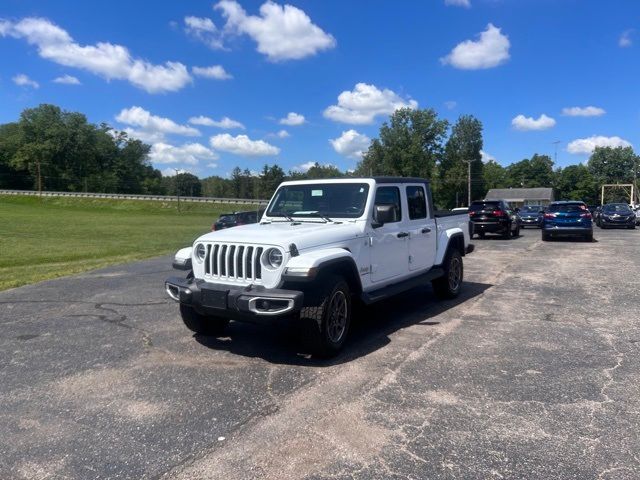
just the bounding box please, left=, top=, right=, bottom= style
left=372, top=204, right=396, bottom=228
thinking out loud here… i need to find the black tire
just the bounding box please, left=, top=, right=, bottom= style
left=502, top=224, right=511, bottom=239
left=299, top=275, right=352, bottom=357
left=180, top=304, right=229, bottom=335
left=542, top=232, right=551, bottom=241
left=513, top=225, right=520, bottom=237
left=478, top=231, right=486, bottom=239
left=432, top=249, right=463, bottom=300
left=585, top=232, right=593, bottom=242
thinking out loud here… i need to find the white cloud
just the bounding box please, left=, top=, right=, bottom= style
left=323, top=83, right=418, bottom=125
left=279, top=112, right=305, bottom=126
left=441, top=23, right=510, bottom=70
left=480, top=150, right=496, bottom=163
left=210, top=133, right=280, bottom=156
left=122, top=128, right=166, bottom=144
left=12, top=73, right=39, bottom=88
left=184, top=16, right=224, bottom=50
left=567, top=136, right=632, bottom=155
left=561, top=106, right=606, bottom=117
left=619, top=29, right=633, bottom=48
left=116, top=106, right=200, bottom=137
left=511, top=114, right=556, bottom=131
left=444, top=100, right=457, bottom=110
left=330, top=130, right=371, bottom=158
left=150, top=142, right=218, bottom=165
left=276, top=129, right=290, bottom=138
left=192, top=65, right=232, bottom=80
left=215, top=0, right=336, bottom=61
left=53, top=74, right=80, bottom=85
left=188, top=115, right=245, bottom=129
left=292, top=161, right=318, bottom=173
left=445, top=0, right=471, bottom=7
left=1, top=17, right=191, bottom=93
left=161, top=167, right=193, bottom=177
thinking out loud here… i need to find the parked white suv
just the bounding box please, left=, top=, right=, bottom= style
left=166, top=177, right=474, bottom=356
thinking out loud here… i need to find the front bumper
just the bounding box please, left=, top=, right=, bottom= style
left=165, top=276, right=304, bottom=321
left=600, top=217, right=635, bottom=227
left=520, top=217, right=541, bottom=227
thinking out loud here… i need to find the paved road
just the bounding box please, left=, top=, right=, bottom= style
left=1, top=228, right=639, bottom=479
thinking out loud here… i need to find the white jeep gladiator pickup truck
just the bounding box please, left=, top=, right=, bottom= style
left=166, top=177, right=474, bottom=356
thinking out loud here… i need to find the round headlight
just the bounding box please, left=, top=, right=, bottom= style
left=265, top=248, right=283, bottom=269
left=195, top=243, right=206, bottom=263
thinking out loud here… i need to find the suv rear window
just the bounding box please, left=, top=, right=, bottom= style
left=548, top=203, right=586, bottom=213
left=469, top=201, right=500, bottom=211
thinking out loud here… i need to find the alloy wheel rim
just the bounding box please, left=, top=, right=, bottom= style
left=448, top=257, right=461, bottom=291
left=326, top=290, right=348, bottom=343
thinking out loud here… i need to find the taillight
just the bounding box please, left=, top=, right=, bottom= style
left=493, top=209, right=505, bottom=217
left=211, top=224, right=217, bottom=231
left=544, top=212, right=556, bottom=218
left=580, top=212, right=592, bottom=219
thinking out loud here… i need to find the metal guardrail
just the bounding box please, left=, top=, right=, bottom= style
left=0, top=189, right=269, bottom=205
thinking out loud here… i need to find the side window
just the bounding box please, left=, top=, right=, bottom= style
left=374, top=186, right=402, bottom=223
left=406, top=186, right=427, bottom=220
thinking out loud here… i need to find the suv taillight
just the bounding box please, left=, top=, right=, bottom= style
left=544, top=212, right=556, bottom=218
left=580, top=212, right=592, bottom=219
left=493, top=209, right=505, bottom=217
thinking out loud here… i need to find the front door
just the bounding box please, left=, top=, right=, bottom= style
left=370, top=185, right=409, bottom=283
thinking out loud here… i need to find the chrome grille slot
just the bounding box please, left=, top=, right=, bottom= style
left=203, top=242, right=265, bottom=283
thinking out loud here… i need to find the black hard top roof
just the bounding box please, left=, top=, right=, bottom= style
left=368, top=176, right=430, bottom=184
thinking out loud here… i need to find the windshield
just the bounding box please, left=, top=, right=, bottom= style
left=469, top=201, right=500, bottom=211
left=218, top=215, right=236, bottom=222
left=267, top=183, right=370, bottom=219
left=548, top=203, right=586, bottom=213
left=603, top=204, right=632, bottom=213
left=521, top=206, right=541, bottom=213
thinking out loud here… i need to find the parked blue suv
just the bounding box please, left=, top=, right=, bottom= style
left=541, top=201, right=593, bottom=242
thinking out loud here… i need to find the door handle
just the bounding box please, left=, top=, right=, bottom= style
left=397, top=232, right=409, bottom=238
left=421, top=227, right=431, bottom=234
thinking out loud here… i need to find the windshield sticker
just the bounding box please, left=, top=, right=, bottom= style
left=311, top=189, right=323, bottom=197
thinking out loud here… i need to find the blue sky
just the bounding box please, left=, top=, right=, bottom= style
left=1, top=0, right=638, bottom=178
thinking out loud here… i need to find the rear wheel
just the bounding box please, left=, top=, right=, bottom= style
left=502, top=224, right=511, bottom=239
left=542, top=232, right=551, bottom=241
left=478, top=231, right=486, bottom=239
left=299, top=275, right=352, bottom=357
left=513, top=225, right=520, bottom=237
left=180, top=304, right=229, bottom=335
left=432, top=250, right=463, bottom=300
left=585, top=232, right=594, bottom=242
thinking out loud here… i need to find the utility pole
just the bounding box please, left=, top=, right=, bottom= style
left=552, top=140, right=562, bottom=165
left=462, top=158, right=473, bottom=206
left=36, top=158, right=42, bottom=196
left=173, top=168, right=181, bottom=212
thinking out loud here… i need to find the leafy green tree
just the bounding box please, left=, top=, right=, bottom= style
left=305, top=163, right=343, bottom=179
left=356, top=108, right=448, bottom=178
left=174, top=172, right=202, bottom=197
left=554, top=164, right=598, bottom=204
left=482, top=159, right=509, bottom=190
left=587, top=146, right=637, bottom=185
left=259, top=164, right=286, bottom=198
left=505, top=154, right=554, bottom=188
left=438, top=115, right=484, bottom=207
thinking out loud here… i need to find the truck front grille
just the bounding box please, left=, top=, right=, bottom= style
left=203, top=243, right=264, bottom=283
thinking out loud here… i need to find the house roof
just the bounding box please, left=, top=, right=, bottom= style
left=485, top=187, right=553, bottom=201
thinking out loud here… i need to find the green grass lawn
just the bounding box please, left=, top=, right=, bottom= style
left=0, top=195, right=258, bottom=291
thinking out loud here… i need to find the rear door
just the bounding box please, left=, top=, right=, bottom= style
left=405, top=184, right=436, bottom=271
left=370, top=185, right=409, bottom=283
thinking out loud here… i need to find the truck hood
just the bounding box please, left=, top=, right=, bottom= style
left=195, top=221, right=364, bottom=252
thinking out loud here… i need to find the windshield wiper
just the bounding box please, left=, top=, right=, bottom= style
left=270, top=212, right=294, bottom=221
left=292, top=211, right=334, bottom=222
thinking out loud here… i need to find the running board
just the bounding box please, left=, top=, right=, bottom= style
left=361, top=267, right=445, bottom=305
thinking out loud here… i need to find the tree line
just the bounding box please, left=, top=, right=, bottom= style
left=1, top=104, right=637, bottom=207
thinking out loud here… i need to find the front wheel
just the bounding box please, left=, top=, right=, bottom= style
left=300, top=275, right=352, bottom=357
left=432, top=250, right=463, bottom=300
left=180, top=304, right=229, bottom=335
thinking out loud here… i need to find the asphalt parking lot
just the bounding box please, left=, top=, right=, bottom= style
left=1, top=227, right=639, bottom=479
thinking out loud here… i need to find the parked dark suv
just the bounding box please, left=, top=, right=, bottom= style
left=541, top=201, right=593, bottom=241
left=597, top=203, right=636, bottom=229
left=518, top=205, right=543, bottom=228
left=212, top=209, right=263, bottom=231
left=469, top=200, right=520, bottom=239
